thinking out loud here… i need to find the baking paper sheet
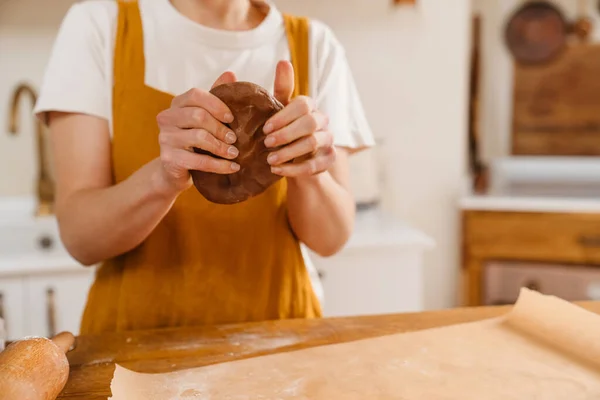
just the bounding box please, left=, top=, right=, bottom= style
left=109, top=289, right=600, bottom=399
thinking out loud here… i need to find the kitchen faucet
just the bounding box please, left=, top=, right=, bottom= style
left=8, top=83, right=54, bottom=216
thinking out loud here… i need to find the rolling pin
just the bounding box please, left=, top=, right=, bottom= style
left=0, top=331, right=75, bottom=400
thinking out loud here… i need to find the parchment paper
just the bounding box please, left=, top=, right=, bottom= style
left=109, top=289, right=600, bottom=399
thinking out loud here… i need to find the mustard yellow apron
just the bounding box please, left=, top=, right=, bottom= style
left=79, top=0, right=320, bottom=334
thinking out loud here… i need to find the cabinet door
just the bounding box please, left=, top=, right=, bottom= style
left=312, top=247, right=425, bottom=317
left=0, top=277, right=26, bottom=341
left=26, top=271, right=94, bottom=337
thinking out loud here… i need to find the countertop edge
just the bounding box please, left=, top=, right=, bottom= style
left=459, top=195, right=600, bottom=214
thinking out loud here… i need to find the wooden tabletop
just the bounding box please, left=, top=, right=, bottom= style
left=58, top=301, right=600, bottom=399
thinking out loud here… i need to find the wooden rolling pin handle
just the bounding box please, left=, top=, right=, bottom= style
left=52, top=331, right=75, bottom=354
left=0, top=331, right=75, bottom=400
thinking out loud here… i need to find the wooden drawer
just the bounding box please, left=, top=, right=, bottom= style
left=463, top=211, right=600, bottom=265
left=484, top=261, right=600, bottom=305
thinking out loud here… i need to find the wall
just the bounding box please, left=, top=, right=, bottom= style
left=475, top=0, right=600, bottom=161
left=274, top=0, right=471, bottom=309
left=0, top=0, right=75, bottom=195
left=0, top=0, right=471, bottom=310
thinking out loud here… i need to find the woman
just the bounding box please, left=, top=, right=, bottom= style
left=35, top=0, right=374, bottom=334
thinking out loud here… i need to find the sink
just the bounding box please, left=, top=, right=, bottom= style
left=0, top=196, right=81, bottom=275
left=0, top=196, right=38, bottom=221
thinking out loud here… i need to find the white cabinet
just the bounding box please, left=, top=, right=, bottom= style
left=310, top=210, right=434, bottom=318
left=26, top=271, right=94, bottom=338
left=0, top=201, right=95, bottom=341
left=314, top=246, right=428, bottom=317
left=0, top=277, right=27, bottom=340
left=0, top=267, right=94, bottom=341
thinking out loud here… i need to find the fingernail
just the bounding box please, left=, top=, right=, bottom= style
left=264, top=136, right=276, bottom=147
left=224, top=113, right=234, bottom=123
left=263, top=122, right=273, bottom=134
left=231, top=162, right=240, bottom=171
left=227, top=146, right=239, bottom=157
left=267, top=153, right=277, bottom=164
left=271, top=166, right=282, bottom=174
left=225, top=131, right=236, bottom=144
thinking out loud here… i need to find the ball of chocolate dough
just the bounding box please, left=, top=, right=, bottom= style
left=190, top=81, right=284, bottom=204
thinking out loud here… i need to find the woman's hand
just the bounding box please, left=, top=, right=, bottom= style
left=263, top=61, right=336, bottom=178
left=155, top=72, right=241, bottom=194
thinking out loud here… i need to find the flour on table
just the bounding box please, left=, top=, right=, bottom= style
left=108, top=289, right=600, bottom=400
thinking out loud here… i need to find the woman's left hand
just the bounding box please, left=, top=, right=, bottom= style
left=263, top=61, right=336, bottom=178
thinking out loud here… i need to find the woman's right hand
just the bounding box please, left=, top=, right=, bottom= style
left=155, top=72, right=240, bottom=194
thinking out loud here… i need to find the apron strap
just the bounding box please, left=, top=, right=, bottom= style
left=282, top=14, right=310, bottom=98
left=114, top=0, right=146, bottom=90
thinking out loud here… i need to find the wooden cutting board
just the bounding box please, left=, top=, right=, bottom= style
left=58, top=300, right=600, bottom=399
left=512, top=43, right=600, bottom=156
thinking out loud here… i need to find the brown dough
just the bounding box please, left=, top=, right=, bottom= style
left=190, top=82, right=284, bottom=204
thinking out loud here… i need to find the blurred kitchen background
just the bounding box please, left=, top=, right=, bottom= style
left=3, top=0, right=600, bottom=341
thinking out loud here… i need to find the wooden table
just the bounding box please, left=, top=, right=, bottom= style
left=58, top=301, right=600, bottom=399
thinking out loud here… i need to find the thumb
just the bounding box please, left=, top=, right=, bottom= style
left=273, top=60, right=294, bottom=105
left=211, top=71, right=237, bottom=89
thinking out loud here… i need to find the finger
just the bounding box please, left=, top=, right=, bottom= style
left=171, top=88, right=234, bottom=123
left=263, top=96, right=317, bottom=135
left=211, top=71, right=237, bottom=89
left=271, top=147, right=336, bottom=177
left=273, top=60, right=294, bottom=106
left=160, top=128, right=239, bottom=160
left=157, top=107, right=236, bottom=144
left=267, top=131, right=333, bottom=166
left=264, top=111, right=327, bottom=148
left=174, top=149, right=240, bottom=174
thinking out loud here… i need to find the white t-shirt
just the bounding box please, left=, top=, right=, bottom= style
left=34, top=0, right=375, bottom=303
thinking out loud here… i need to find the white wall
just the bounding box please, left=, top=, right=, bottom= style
left=0, top=0, right=471, bottom=309
left=475, top=0, right=600, bottom=161
left=274, top=0, right=471, bottom=309
left=0, top=0, right=75, bottom=195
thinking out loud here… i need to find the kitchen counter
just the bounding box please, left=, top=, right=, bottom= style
left=460, top=194, right=600, bottom=214
left=58, top=301, right=600, bottom=399
left=342, top=208, right=434, bottom=250
left=0, top=254, right=84, bottom=277
left=460, top=157, right=600, bottom=214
